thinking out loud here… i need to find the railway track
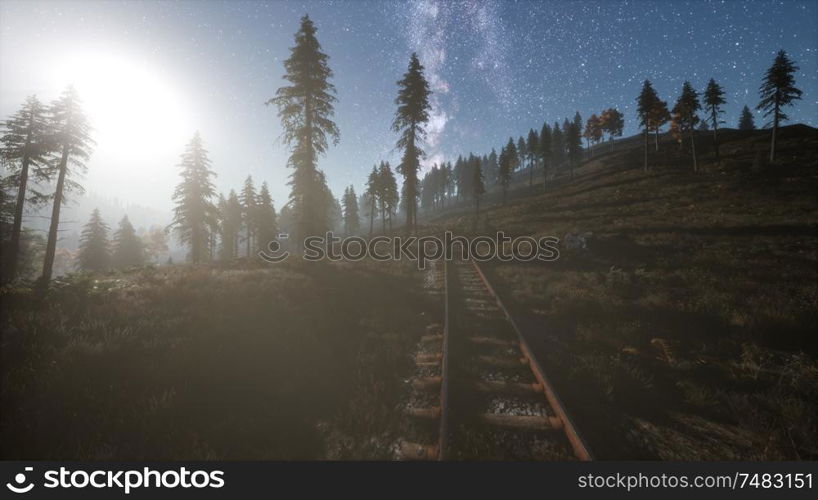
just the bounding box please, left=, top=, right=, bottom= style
left=399, top=259, right=593, bottom=461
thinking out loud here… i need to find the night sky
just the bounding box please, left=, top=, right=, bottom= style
left=1, top=0, right=816, bottom=214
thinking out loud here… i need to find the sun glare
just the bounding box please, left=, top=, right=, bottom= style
left=51, top=50, right=192, bottom=158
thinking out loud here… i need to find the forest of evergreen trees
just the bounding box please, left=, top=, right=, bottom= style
left=0, top=14, right=804, bottom=284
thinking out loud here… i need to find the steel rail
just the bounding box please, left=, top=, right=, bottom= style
left=437, top=259, right=451, bottom=460
left=468, top=259, right=594, bottom=461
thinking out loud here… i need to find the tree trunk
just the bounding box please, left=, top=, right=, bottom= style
left=691, top=128, right=698, bottom=172
left=770, top=103, right=779, bottom=163
left=7, top=155, right=31, bottom=282
left=381, top=205, right=386, bottom=233
left=711, top=108, right=720, bottom=162
left=654, top=127, right=659, bottom=152
left=529, top=159, right=533, bottom=186
left=643, top=128, right=649, bottom=173
left=41, top=145, right=70, bottom=286
left=368, top=199, right=375, bottom=237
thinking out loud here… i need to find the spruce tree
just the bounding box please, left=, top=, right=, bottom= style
left=255, top=182, right=278, bottom=254
left=219, top=190, right=242, bottom=259
left=365, top=165, right=379, bottom=236
left=268, top=15, right=339, bottom=242
left=516, top=136, right=527, bottom=173
left=738, top=105, right=756, bottom=131
left=637, top=80, right=659, bottom=172
left=526, top=128, right=538, bottom=186
left=77, top=208, right=110, bottom=272
left=538, top=122, right=551, bottom=189
left=672, top=81, right=702, bottom=171
left=112, top=215, right=144, bottom=269
left=379, top=161, right=399, bottom=232
left=170, top=132, right=217, bottom=263
left=703, top=78, right=726, bottom=160
left=757, top=50, right=802, bottom=162
left=498, top=138, right=517, bottom=204
left=392, top=53, right=431, bottom=233
left=342, top=185, right=360, bottom=235
left=651, top=100, right=670, bottom=152
left=1, top=95, right=53, bottom=281
left=240, top=175, right=257, bottom=257
left=566, top=121, right=583, bottom=179
left=472, top=156, right=485, bottom=220
left=551, top=121, right=564, bottom=167
left=41, top=86, right=94, bottom=286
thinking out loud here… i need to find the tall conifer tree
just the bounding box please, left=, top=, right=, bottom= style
left=77, top=208, right=110, bottom=272
left=757, top=50, right=802, bottom=162
left=703, top=78, right=726, bottom=160
left=41, top=86, right=94, bottom=286
left=1, top=95, right=53, bottom=281
left=268, top=15, right=339, bottom=242
left=392, top=53, right=431, bottom=233
left=170, top=132, right=217, bottom=263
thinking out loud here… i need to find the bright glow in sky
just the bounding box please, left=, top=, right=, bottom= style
left=48, top=49, right=193, bottom=196
left=1, top=0, right=816, bottom=221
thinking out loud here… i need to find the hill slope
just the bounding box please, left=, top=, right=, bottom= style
left=428, top=125, right=818, bottom=459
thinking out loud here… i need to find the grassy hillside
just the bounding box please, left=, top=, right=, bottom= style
left=429, top=125, right=818, bottom=459
left=1, top=261, right=434, bottom=459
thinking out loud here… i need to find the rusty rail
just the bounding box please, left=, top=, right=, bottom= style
left=468, top=259, right=594, bottom=461
left=437, top=259, right=451, bottom=460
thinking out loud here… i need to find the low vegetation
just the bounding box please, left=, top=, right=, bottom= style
left=1, top=260, right=430, bottom=459
left=433, top=125, right=817, bottom=459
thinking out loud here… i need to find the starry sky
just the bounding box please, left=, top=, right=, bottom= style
left=1, top=0, right=816, bottom=216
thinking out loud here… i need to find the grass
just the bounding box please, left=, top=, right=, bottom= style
left=1, top=260, right=432, bottom=459
left=426, top=125, right=818, bottom=459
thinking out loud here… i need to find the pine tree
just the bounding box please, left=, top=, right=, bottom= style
left=219, top=190, right=242, bottom=259
left=393, top=53, right=431, bottom=234
left=526, top=128, right=538, bottom=186
left=77, top=208, right=110, bottom=272
left=485, top=149, right=498, bottom=187
left=240, top=175, right=257, bottom=257
left=672, top=81, right=702, bottom=171
left=738, top=105, right=756, bottom=131
left=1, top=95, right=53, bottom=281
left=551, top=121, right=564, bottom=168
left=365, top=165, right=379, bottom=236
left=41, top=86, right=95, bottom=286
left=170, top=132, right=217, bottom=263
left=342, top=185, right=360, bottom=235
left=703, top=78, right=726, bottom=160
left=637, top=80, right=659, bottom=172
left=472, top=156, right=485, bottom=220
left=112, top=215, right=144, bottom=269
left=649, top=99, right=670, bottom=152
left=757, top=50, right=802, bottom=162
left=255, top=182, right=278, bottom=254
left=566, top=121, right=583, bottom=179
left=379, top=161, right=399, bottom=232
left=267, top=15, right=339, bottom=242
left=498, top=138, right=516, bottom=204
left=572, top=112, right=583, bottom=139
left=551, top=122, right=565, bottom=169
left=516, top=136, right=527, bottom=173
left=438, top=161, right=450, bottom=208
left=538, top=122, right=551, bottom=189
